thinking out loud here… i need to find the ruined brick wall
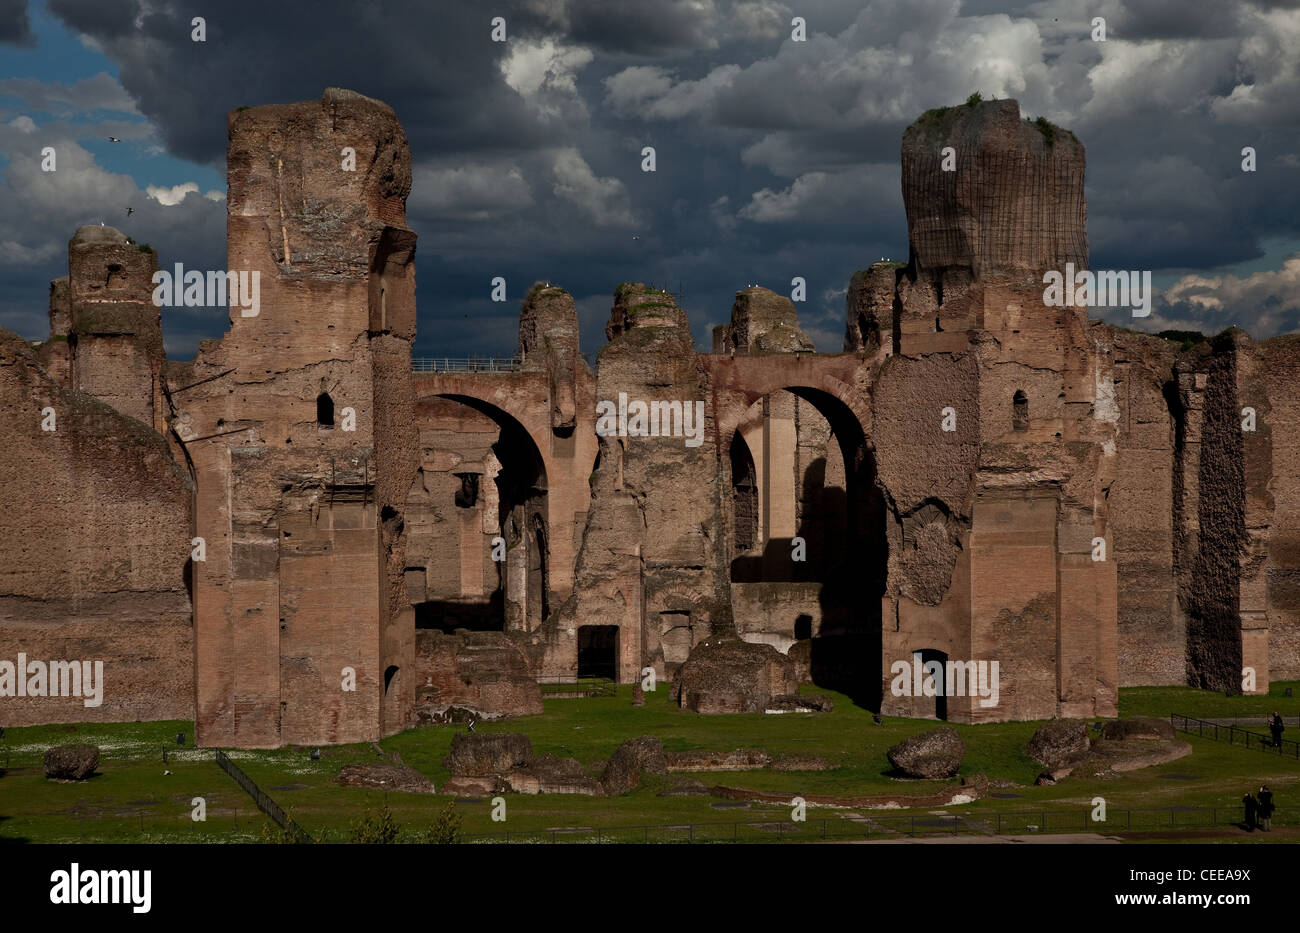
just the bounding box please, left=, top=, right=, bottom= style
left=549, top=284, right=724, bottom=683
left=1105, top=328, right=1182, bottom=684
left=36, top=277, right=72, bottom=388
left=876, top=99, right=1117, bottom=722
left=1176, top=337, right=1247, bottom=691
left=901, top=98, right=1087, bottom=283
left=844, top=264, right=900, bottom=353
left=0, top=328, right=193, bottom=724
left=66, top=227, right=164, bottom=432
left=171, top=88, right=418, bottom=747
left=1259, top=336, right=1300, bottom=678
left=413, top=629, right=542, bottom=720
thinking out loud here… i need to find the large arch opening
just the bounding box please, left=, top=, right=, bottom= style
left=406, top=393, right=549, bottom=634
left=726, top=385, right=885, bottom=708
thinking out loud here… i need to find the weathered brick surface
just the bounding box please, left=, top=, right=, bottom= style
left=7, top=91, right=1300, bottom=743
left=0, top=328, right=193, bottom=725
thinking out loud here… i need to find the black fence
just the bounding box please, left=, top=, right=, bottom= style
left=215, top=749, right=314, bottom=843
left=454, top=804, right=1299, bottom=844
left=1171, top=713, right=1300, bottom=758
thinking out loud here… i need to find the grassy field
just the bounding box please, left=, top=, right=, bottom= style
left=3, top=681, right=1300, bottom=844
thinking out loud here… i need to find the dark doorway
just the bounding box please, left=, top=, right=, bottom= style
left=917, top=648, right=949, bottom=721
left=577, top=625, right=618, bottom=681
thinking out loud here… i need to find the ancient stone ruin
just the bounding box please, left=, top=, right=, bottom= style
left=3, top=89, right=1298, bottom=746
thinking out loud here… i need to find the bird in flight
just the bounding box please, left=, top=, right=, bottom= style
left=108, top=136, right=121, bottom=142
left=126, top=207, right=134, bottom=216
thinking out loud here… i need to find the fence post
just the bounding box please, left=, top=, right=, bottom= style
left=996, top=812, right=1001, bottom=835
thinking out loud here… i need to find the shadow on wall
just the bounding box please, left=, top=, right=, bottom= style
left=414, top=592, right=506, bottom=632
left=728, top=386, right=887, bottom=710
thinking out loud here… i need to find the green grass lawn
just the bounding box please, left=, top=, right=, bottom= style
left=4, top=681, right=1300, bottom=844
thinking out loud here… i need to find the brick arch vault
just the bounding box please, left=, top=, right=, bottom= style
left=411, top=371, right=598, bottom=615
left=703, top=352, right=886, bottom=709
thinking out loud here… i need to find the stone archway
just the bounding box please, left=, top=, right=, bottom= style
left=406, top=392, right=550, bottom=633
left=705, top=357, right=886, bottom=710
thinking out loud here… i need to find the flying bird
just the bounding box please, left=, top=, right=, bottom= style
left=467, top=720, right=476, bottom=733
left=108, top=136, right=121, bottom=142
left=126, top=207, right=134, bottom=216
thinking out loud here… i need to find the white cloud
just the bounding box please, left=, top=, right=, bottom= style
left=728, top=0, right=791, bottom=40
left=146, top=182, right=200, bottom=206
left=550, top=148, right=637, bottom=227
left=410, top=162, right=534, bottom=220
left=603, top=64, right=741, bottom=120
left=8, top=116, right=36, bottom=134
left=0, top=72, right=138, bottom=115
left=501, top=37, right=594, bottom=119
left=0, top=239, right=62, bottom=265
left=1210, top=6, right=1300, bottom=124
left=1152, top=255, right=1300, bottom=336
left=709, top=195, right=737, bottom=232
left=738, top=172, right=830, bottom=223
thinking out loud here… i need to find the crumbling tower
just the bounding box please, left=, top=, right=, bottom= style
left=875, top=98, right=1118, bottom=722
left=170, top=88, right=418, bottom=748
left=64, top=226, right=165, bottom=432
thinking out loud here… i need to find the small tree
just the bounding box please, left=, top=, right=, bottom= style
left=424, top=800, right=463, bottom=845
left=965, top=91, right=983, bottom=106
left=261, top=819, right=299, bottom=844
left=349, top=805, right=400, bottom=844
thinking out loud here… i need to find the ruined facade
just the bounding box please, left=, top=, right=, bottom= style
left=3, top=91, right=1296, bottom=744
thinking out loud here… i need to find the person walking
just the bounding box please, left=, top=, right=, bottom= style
left=1270, top=712, right=1285, bottom=748
left=1244, top=791, right=1258, bottom=831
left=1259, top=786, right=1274, bottom=832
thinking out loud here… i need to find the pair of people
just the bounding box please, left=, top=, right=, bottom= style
left=1243, top=786, right=1275, bottom=831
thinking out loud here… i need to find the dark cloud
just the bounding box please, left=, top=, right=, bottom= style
left=0, top=0, right=1293, bottom=361
left=0, top=0, right=34, bottom=46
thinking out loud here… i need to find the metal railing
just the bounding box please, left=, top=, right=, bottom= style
left=215, top=750, right=314, bottom=843
left=1171, top=713, right=1300, bottom=758
left=412, top=357, right=521, bottom=373
left=454, top=804, right=1300, bottom=844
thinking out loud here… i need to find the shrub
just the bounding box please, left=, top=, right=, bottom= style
left=349, top=805, right=400, bottom=844
left=965, top=92, right=982, bottom=106
left=261, top=820, right=299, bottom=844
left=424, top=800, right=463, bottom=844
